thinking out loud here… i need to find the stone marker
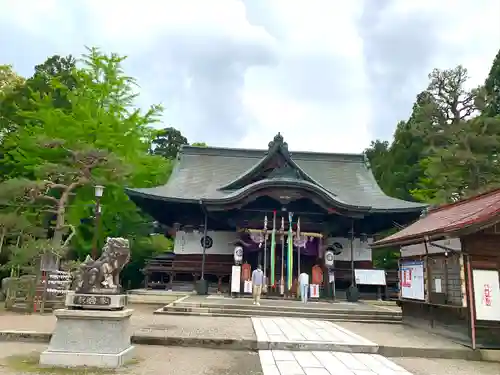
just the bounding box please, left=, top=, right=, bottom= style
left=40, top=237, right=134, bottom=369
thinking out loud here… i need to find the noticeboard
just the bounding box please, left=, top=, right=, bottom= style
left=354, top=269, right=386, bottom=286
left=400, top=261, right=425, bottom=301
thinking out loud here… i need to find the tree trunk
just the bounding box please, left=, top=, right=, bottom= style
left=0, top=227, right=5, bottom=254
left=51, top=183, right=80, bottom=248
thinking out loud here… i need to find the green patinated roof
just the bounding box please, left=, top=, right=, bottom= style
left=127, top=134, right=426, bottom=213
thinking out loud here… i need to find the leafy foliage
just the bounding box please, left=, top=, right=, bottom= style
left=152, top=127, right=188, bottom=159
left=483, top=49, right=500, bottom=117
left=0, top=48, right=178, bottom=277
left=191, top=142, right=208, bottom=147
left=367, top=61, right=500, bottom=206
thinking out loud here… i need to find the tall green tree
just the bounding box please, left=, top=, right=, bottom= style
left=365, top=92, right=434, bottom=202
left=483, top=49, right=500, bottom=117
left=1, top=47, right=171, bottom=261
left=412, top=65, right=500, bottom=203
left=152, top=127, right=188, bottom=159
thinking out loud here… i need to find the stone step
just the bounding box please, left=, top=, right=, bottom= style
left=162, top=305, right=401, bottom=321
left=171, top=302, right=402, bottom=317
left=155, top=309, right=402, bottom=324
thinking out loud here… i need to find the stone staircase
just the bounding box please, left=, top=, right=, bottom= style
left=155, top=300, right=402, bottom=324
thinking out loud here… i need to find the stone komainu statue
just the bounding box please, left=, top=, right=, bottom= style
left=73, top=237, right=131, bottom=295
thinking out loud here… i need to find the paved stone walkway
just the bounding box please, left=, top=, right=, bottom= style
left=253, top=318, right=416, bottom=375
left=259, top=350, right=413, bottom=375
left=252, top=317, right=376, bottom=347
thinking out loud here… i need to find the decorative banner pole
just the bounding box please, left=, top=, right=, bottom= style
left=263, top=215, right=268, bottom=289
left=287, top=212, right=293, bottom=291
left=280, top=216, right=285, bottom=295
left=270, top=211, right=276, bottom=287
left=297, top=217, right=301, bottom=277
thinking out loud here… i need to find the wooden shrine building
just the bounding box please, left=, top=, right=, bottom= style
left=126, top=133, right=425, bottom=296
left=372, top=189, right=500, bottom=348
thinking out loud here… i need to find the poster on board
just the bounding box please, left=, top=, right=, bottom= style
left=355, top=269, right=386, bottom=286
left=472, top=269, right=500, bottom=321
left=400, top=261, right=425, bottom=300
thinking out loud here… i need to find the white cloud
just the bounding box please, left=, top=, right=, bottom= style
left=0, top=0, right=498, bottom=153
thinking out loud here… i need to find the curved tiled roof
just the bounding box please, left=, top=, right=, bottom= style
left=127, top=139, right=426, bottom=214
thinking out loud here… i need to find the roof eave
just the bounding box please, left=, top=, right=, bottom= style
left=125, top=188, right=199, bottom=204
left=371, top=215, right=500, bottom=248
left=127, top=183, right=427, bottom=215
left=368, top=205, right=427, bottom=215
left=125, top=183, right=372, bottom=212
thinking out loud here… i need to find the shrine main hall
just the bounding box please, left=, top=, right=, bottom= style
left=126, top=133, right=425, bottom=296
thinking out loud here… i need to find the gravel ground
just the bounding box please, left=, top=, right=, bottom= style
left=393, top=357, right=500, bottom=375
left=337, top=322, right=465, bottom=349
left=0, top=343, right=263, bottom=375
left=0, top=305, right=256, bottom=341
left=0, top=343, right=498, bottom=375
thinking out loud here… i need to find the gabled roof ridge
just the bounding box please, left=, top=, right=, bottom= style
left=218, top=133, right=333, bottom=192
left=428, top=188, right=500, bottom=214
left=180, top=144, right=365, bottom=162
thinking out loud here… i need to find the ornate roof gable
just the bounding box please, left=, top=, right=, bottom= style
left=218, top=133, right=323, bottom=191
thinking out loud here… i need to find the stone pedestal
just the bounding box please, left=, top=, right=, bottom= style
left=65, top=291, right=127, bottom=310
left=39, top=308, right=135, bottom=368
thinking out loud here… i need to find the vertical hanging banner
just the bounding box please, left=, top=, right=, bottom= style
left=297, top=217, right=301, bottom=276
left=270, top=211, right=276, bottom=286
left=263, top=215, right=268, bottom=291
left=287, top=212, right=293, bottom=290
left=280, top=216, right=285, bottom=294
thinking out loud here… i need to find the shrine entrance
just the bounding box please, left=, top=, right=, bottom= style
left=239, top=224, right=324, bottom=298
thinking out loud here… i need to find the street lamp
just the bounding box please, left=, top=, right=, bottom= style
left=91, top=185, right=105, bottom=259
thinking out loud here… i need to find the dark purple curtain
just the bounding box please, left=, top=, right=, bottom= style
left=238, top=232, right=319, bottom=256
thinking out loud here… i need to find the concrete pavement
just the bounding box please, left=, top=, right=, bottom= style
left=0, top=304, right=487, bottom=360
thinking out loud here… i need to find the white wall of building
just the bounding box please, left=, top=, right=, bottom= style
left=326, top=237, right=373, bottom=261
left=174, top=230, right=238, bottom=255
left=174, top=231, right=373, bottom=261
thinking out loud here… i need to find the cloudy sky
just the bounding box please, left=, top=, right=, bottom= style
left=1, top=0, right=499, bottom=153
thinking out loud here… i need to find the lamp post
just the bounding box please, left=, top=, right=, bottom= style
left=91, top=185, right=105, bottom=260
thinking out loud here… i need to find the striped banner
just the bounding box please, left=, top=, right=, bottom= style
left=270, top=211, right=276, bottom=286
left=287, top=212, right=293, bottom=290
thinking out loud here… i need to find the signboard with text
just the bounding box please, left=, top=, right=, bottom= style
left=400, top=261, right=425, bottom=301
left=355, top=269, right=386, bottom=286
left=472, top=269, right=500, bottom=321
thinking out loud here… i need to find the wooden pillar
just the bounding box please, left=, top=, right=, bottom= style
left=350, top=219, right=355, bottom=287
left=201, top=211, right=208, bottom=280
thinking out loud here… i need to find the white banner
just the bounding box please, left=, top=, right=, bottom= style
left=231, top=266, right=241, bottom=293
left=355, top=269, right=386, bottom=286
left=243, top=280, right=252, bottom=294
left=400, top=261, right=425, bottom=301
left=472, top=269, right=500, bottom=321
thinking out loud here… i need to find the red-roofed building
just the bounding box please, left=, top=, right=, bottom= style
left=372, top=189, right=500, bottom=349
left=373, top=188, right=500, bottom=248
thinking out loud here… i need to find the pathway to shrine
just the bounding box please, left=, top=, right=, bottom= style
left=1, top=302, right=497, bottom=374
left=251, top=317, right=414, bottom=374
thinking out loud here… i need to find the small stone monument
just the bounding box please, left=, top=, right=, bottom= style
left=40, top=237, right=134, bottom=369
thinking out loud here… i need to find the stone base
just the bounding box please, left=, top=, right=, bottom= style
left=65, top=291, right=127, bottom=310
left=40, top=346, right=135, bottom=368
left=39, top=308, right=134, bottom=369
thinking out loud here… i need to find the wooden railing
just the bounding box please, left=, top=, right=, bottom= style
left=142, top=258, right=233, bottom=290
